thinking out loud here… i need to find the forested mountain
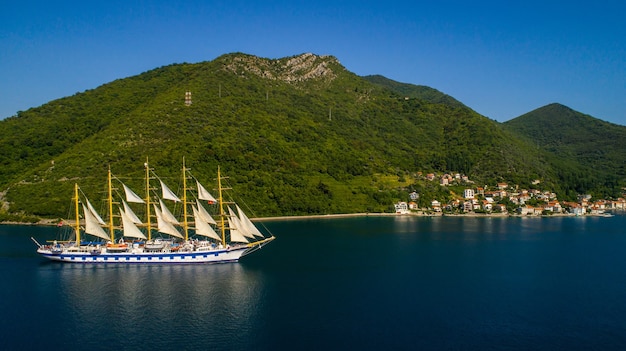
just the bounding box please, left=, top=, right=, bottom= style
left=0, top=53, right=623, bottom=220
left=503, top=103, right=626, bottom=196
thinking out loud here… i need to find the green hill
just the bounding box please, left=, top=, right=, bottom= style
left=503, top=103, right=626, bottom=197
left=0, top=53, right=622, bottom=220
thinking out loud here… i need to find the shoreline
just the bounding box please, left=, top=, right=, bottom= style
left=252, top=211, right=610, bottom=222
left=1, top=211, right=618, bottom=227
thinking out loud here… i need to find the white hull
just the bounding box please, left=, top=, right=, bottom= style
left=35, top=240, right=274, bottom=264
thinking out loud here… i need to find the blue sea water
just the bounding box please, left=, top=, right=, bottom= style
left=2, top=215, right=626, bottom=350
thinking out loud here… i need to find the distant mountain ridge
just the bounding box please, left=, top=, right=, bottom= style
left=0, top=53, right=624, bottom=219
left=363, top=75, right=466, bottom=109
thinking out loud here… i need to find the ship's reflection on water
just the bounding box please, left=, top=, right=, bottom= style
left=36, top=263, right=266, bottom=349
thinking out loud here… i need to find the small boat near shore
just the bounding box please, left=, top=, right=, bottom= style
left=31, top=159, right=275, bottom=264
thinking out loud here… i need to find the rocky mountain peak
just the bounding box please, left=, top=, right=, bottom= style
left=221, top=53, right=339, bottom=84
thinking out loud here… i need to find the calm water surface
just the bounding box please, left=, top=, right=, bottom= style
left=2, top=215, right=626, bottom=350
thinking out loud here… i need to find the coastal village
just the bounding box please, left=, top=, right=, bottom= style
left=395, top=172, right=626, bottom=216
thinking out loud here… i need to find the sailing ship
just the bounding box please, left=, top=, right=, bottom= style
left=31, top=159, right=275, bottom=264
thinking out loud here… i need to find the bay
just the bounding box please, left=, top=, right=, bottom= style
left=2, top=215, right=626, bottom=350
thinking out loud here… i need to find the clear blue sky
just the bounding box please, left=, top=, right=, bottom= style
left=2, top=1, right=625, bottom=125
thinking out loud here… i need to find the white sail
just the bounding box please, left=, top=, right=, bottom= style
left=228, top=207, right=254, bottom=239
left=85, top=198, right=106, bottom=225
left=196, top=199, right=216, bottom=224
left=122, top=200, right=143, bottom=224
left=122, top=183, right=145, bottom=203
left=82, top=204, right=110, bottom=241
left=196, top=180, right=217, bottom=203
left=237, top=205, right=264, bottom=238
left=227, top=215, right=249, bottom=243
left=154, top=204, right=183, bottom=239
left=160, top=180, right=181, bottom=202
left=119, top=207, right=147, bottom=240
left=159, top=199, right=180, bottom=225
left=192, top=206, right=222, bottom=241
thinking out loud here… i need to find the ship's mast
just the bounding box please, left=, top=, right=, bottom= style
left=145, top=158, right=152, bottom=241
left=217, top=166, right=226, bottom=247
left=74, top=183, right=81, bottom=245
left=107, top=166, right=115, bottom=242
left=182, top=157, right=189, bottom=241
